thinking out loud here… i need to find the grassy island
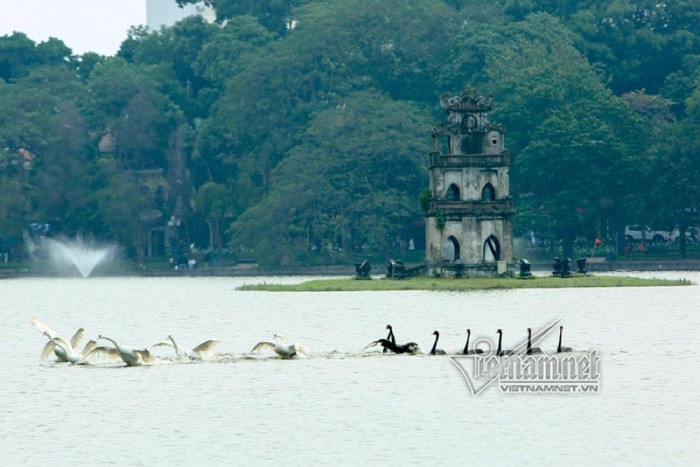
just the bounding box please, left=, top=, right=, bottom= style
left=239, top=275, right=691, bottom=292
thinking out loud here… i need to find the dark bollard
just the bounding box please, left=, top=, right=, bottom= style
left=519, top=258, right=532, bottom=278
left=552, top=257, right=562, bottom=277
left=355, top=260, right=372, bottom=279
left=561, top=258, right=572, bottom=277
left=393, top=260, right=406, bottom=279
left=576, top=258, right=587, bottom=274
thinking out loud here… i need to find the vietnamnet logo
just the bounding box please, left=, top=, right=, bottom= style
left=448, top=321, right=600, bottom=396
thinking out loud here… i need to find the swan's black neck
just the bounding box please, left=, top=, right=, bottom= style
left=527, top=331, right=532, bottom=353
left=558, top=328, right=563, bottom=352
left=384, top=327, right=395, bottom=353
left=386, top=327, right=395, bottom=344
left=463, top=331, right=471, bottom=354
left=497, top=331, right=503, bottom=355
left=430, top=332, right=439, bottom=355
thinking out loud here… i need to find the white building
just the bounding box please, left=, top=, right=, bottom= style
left=146, top=0, right=215, bottom=30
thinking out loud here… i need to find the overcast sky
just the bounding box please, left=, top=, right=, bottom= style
left=0, top=0, right=146, bottom=56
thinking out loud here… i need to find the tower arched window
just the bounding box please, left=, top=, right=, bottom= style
left=484, top=235, right=500, bottom=262
left=482, top=183, right=495, bottom=201
left=446, top=184, right=460, bottom=201
left=444, top=235, right=460, bottom=261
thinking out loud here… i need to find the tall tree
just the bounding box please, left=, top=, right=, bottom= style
left=178, top=0, right=302, bottom=35
left=228, top=90, right=431, bottom=266
left=0, top=65, right=91, bottom=247
left=443, top=14, right=646, bottom=257
left=203, top=0, right=456, bottom=225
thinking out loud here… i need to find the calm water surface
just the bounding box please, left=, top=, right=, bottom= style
left=2, top=272, right=699, bottom=465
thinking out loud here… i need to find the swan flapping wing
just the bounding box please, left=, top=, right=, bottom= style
left=294, top=343, right=310, bottom=356
left=152, top=341, right=175, bottom=349
left=81, top=346, right=120, bottom=361
left=69, top=328, right=85, bottom=349
left=81, top=339, right=98, bottom=355
left=192, top=340, right=220, bottom=355
left=41, top=336, right=73, bottom=360
left=30, top=317, right=59, bottom=339
left=133, top=349, right=154, bottom=364
left=40, top=340, right=58, bottom=361
left=250, top=341, right=275, bottom=353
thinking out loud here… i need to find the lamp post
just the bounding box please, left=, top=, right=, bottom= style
left=166, top=216, right=181, bottom=260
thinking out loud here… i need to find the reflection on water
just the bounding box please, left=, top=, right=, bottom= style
left=2, top=273, right=699, bottom=464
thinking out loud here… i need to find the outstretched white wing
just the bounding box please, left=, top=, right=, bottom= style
left=69, top=328, right=85, bottom=350
left=193, top=340, right=220, bottom=355
left=30, top=317, right=58, bottom=339
left=152, top=342, right=175, bottom=349
left=81, top=346, right=120, bottom=361
left=250, top=341, right=275, bottom=353
left=294, top=343, right=310, bottom=357
left=40, top=341, right=57, bottom=361
left=133, top=349, right=154, bottom=364
left=81, top=339, right=98, bottom=355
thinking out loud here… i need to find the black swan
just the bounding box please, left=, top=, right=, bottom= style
left=384, top=324, right=396, bottom=353
left=526, top=328, right=543, bottom=354
left=430, top=331, right=447, bottom=355
left=557, top=326, right=573, bottom=353
left=366, top=339, right=419, bottom=354
left=496, top=329, right=514, bottom=356
left=462, top=329, right=484, bottom=355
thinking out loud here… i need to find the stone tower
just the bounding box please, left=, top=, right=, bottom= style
left=424, top=91, right=514, bottom=276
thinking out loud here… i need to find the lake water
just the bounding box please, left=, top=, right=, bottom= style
left=2, top=271, right=699, bottom=465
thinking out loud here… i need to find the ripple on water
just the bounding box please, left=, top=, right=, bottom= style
left=3, top=273, right=700, bottom=464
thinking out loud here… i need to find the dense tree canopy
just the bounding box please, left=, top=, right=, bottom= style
left=0, top=0, right=698, bottom=264
left=229, top=90, right=431, bottom=265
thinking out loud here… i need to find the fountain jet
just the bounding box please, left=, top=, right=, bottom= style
left=44, top=237, right=113, bottom=278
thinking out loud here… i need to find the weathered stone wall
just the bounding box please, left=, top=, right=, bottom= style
left=434, top=166, right=510, bottom=200
left=425, top=92, right=514, bottom=276
left=425, top=216, right=513, bottom=265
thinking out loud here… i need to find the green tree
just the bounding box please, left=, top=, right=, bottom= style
left=203, top=0, right=456, bottom=228
left=195, top=181, right=232, bottom=252
left=178, top=0, right=302, bottom=35
left=443, top=14, right=646, bottom=257
left=648, top=85, right=700, bottom=257
left=0, top=65, right=92, bottom=246
left=228, top=90, right=431, bottom=266
left=94, top=164, right=150, bottom=262
left=87, top=58, right=184, bottom=170
left=0, top=33, right=75, bottom=82
left=193, top=15, right=274, bottom=88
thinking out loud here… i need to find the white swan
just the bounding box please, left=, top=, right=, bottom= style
left=250, top=334, right=309, bottom=359
left=40, top=336, right=97, bottom=364
left=30, top=317, right=91, bottom=362
left=84, top=335, right=155, bottom=366
left=153, top=335, right=220, bottom=360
